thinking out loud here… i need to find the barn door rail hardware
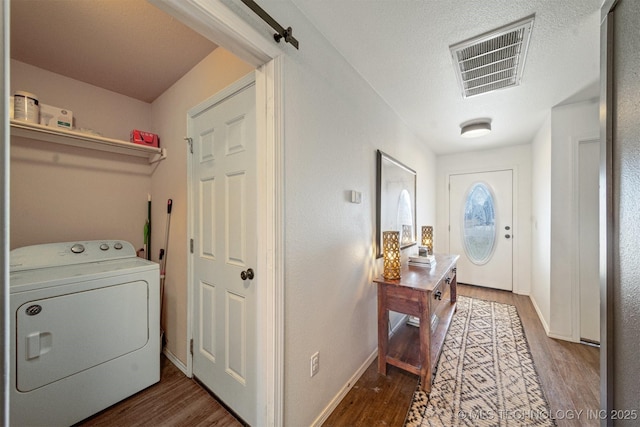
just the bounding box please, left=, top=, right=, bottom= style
left=239, top=0, right=299, bottom=49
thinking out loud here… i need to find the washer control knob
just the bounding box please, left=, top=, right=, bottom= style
left=114, top=242, right=123, bottom=250
left=70, top=243, right=85, bottom=254
left=99, top=243, right=109, bottom=251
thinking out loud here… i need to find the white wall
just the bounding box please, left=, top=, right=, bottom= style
left=530, top=99, right=599, bottom=340
left=11, top=60, right=151, bottom=141
left=530, top=115, right=552, bottom=329
left=436, top=144, right=532, bottom=295
left=548, top=99, right=599, bottom=340
left=230, top=4, right=436, bottom=425
left=149, top=47, right=253, bottom=364
left=10, top=60, right=153, bottom=249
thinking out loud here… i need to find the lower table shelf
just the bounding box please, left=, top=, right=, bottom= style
left=374, top=253, right=459, bottom=393
left=386, top=301, right=457, bottom=378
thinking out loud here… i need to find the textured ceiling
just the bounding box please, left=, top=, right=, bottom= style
left=291, top=0, right=601, bottom=154
left=10, top=0, right=601, bottom=154
left=10, top=0, right=217, bottom=103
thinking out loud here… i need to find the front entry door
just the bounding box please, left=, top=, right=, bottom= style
left=189, top=76, right=257, bottom=425
left=449, top=170, right=513, bottom=291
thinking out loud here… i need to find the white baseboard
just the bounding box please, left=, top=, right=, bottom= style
left=529, top=295, right=551, bottom=335
left=310, top=316, right=408, bottom=426
left=310, top=348, right=378, bottom=427
left=163, top=347, right=190, bottom=377
left=529, top=296, right=580, bottom=343
left=547, top=331, right=579, bottom=342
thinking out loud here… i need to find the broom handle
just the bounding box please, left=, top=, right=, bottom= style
left=163, top=199, right=172, bottom=274
left=160, top=199, right=172, bottom=342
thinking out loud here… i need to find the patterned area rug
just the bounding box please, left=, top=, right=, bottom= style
left=404, top=296, right=556, bottom=427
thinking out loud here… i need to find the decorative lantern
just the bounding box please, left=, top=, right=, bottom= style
left=422, top=226, right=433, bottom=255
left=383, top=231, right=401, bottom=279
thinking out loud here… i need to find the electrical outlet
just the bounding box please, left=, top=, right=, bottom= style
left=310, top=352, right=319, bottom=377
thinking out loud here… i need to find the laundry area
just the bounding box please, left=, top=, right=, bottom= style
left=8, top=0, right=255, bottom=425
left=9, top=240, right=160, bottom=426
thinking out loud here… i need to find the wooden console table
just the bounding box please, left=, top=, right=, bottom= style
left=374, top=254, right=458, bottom=393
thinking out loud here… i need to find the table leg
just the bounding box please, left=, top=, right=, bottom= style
left=451, top=273, right=457, bottom=303
left=419, top=293, right=431, bottom=393
left=377, top=284, right=388, bottom=376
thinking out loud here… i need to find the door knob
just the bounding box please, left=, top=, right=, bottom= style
left=505, top=226, right=511, bottom=230
left=434, top=290, right=442, bottom=300
left=505, top=234, right=511, bottom=239
left=240, top=268, right=255, bottom=280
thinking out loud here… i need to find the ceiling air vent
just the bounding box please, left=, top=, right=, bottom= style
left=450, top=16, right=535, bottom=98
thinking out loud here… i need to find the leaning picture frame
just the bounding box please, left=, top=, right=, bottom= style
left=376, top=150, right=417, bottom=258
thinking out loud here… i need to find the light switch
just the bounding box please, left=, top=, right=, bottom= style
left=350, top=190, right=362, bottom=204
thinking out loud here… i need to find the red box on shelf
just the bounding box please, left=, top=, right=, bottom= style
left=130, top=129, right=159, bottom=148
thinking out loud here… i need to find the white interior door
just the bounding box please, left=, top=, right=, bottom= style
left=578, top=139, right=600, bottom=343
left=189, top=76, right=257, bottom=425
left=449, top=170, right=513, bottom=291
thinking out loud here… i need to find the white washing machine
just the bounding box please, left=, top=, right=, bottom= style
left=9, top=240, right=160, bottom=426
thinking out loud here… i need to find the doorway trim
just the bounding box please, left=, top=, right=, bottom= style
left=443, top=164, right=522, bottom=294
left=599, top=0, right=616, bottom=417
left=571, top=135, right=600, bottom=343
left=1, top=1, right=9, bottom=424
left=151, top=1, right=284, bottom=425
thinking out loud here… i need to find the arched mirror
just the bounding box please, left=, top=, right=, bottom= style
left=376, top=150, right=417, bottom=258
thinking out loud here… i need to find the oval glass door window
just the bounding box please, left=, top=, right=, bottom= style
left=462, top=183, right=497, bottom=265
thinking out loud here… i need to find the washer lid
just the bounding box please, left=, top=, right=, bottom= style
left=10, top=257, right=158, bottom=294
left=10, top=240, right=137, bottom=272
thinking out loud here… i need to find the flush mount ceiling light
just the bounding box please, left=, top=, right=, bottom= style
left=460, top=121, right=492, bottom=138
left=450, top=15, right=535, bottom=98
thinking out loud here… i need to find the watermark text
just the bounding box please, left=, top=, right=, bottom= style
left=455, top=409, right=638, bottom=421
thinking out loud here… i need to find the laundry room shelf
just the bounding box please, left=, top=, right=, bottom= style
left=10, top=120, right=167, bottom=164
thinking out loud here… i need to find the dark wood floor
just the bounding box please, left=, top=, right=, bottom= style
left=323, top=284, right=600, bottom=427
left=76, top=357, right=242, bottom=427
left=77, top=284, right=599, bottom=427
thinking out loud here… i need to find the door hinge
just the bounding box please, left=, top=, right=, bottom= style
left=190, top=338, right=194, bottom=355
left=184, top=137, right=193, bottom=154
left=190, top=238, right=194, bottom=253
